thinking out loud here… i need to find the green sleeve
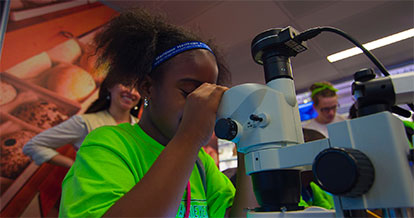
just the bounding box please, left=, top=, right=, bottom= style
left=403, top=120, right=414, bottom=148
left=309, top=181, right=335, bottom=209
left=299, top=196, right=310, bottom=207
left=59, top=127, right=137, bottom=218
left=201, top=150, right=236, bottom=217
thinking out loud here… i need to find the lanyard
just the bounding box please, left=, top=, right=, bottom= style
left=184, top=181, right=191, bottom=218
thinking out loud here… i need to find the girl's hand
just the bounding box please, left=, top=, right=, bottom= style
left=176, top=83, right=228, bottom=148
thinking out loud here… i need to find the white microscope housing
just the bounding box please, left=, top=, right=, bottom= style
left=215, top=26, right=414, bottom=217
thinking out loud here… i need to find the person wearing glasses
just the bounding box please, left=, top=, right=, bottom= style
left=302, top=81, right=346, bottom=137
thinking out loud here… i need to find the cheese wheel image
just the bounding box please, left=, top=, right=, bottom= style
left=6, top=52, right=52, bottom=79
left=46, top=64, right=96, bottom=102
left=47, top=39, right=82, bottom=64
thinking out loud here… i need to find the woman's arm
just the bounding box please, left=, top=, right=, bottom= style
left=48, top=154, right=75, bottom=168
left=23, top=115, right=88, bottom=167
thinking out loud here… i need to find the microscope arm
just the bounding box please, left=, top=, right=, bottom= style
left=244, top=139, right=330, bottom=174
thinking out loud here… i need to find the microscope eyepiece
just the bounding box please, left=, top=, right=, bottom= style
left=251, top=27, right=307, bottom=83
left=214, top=118, right=239, bottom=141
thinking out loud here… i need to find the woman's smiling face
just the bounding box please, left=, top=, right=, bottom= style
left=109, top=84, right=141, bottom=111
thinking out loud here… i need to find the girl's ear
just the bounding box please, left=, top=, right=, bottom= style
left=137, top=75, right=153, bottom=99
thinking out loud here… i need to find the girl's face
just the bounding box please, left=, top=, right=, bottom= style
left=142, top=49, right=218, bottom=145
left=108, top=84, right=141, bottom=111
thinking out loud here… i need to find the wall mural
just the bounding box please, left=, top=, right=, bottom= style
left=0, top=0, right=118, bottom=215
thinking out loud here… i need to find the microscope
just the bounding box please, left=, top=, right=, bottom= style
left=214, top=26, right=414, bottom=217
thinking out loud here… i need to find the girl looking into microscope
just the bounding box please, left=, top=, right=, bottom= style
left=59, top=8, right=258, bottom=217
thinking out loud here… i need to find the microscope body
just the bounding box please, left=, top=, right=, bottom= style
left=215, top=26, right=414, bottom=217
left=216, top=77, right=336, bottom=217
left=216, top=77, right=310, bottom=214
left=217, top=78, right=303, bottom=158
left=216, top=77, right=414, bottom=217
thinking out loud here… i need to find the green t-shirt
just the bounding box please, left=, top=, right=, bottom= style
left=59, top=123, right=235, bottom=217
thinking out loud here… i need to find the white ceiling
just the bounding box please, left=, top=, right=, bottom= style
left=100, top=0, right=414, bottom=92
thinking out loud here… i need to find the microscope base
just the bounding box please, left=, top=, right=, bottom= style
left=247, top=206, right=335, bottom=218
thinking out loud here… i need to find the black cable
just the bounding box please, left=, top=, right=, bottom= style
left=408, top=103, right=414, bottom=112
left=296, top=27, right=390, bottom=77
left=296, top=27, right=414, bottom=112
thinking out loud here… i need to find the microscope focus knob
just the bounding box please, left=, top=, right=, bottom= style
left=215, top=118, right=239, bottom=141
left=312, top=147, right=375, bottom=197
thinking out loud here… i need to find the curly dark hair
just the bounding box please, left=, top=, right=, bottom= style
left=310, top=81, right=337, bottom=106
left=92, top=8, right=231, bottom=90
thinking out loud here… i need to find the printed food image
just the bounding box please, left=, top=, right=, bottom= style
left=47, top=39, right=82, bottom=64
left=11, top=100, right=69, bottom=129
left=0, top=0, right=118, bottom=210
left=5, top=52, right=52, bottom=80
left=0, top=81, right=18, bottom=106
left=0, top=130, right=37, bottom=179
left=46, top=63, right=96, bottom=101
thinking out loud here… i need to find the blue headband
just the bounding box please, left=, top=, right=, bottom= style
left=152, top=41, right=214, bottom=69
